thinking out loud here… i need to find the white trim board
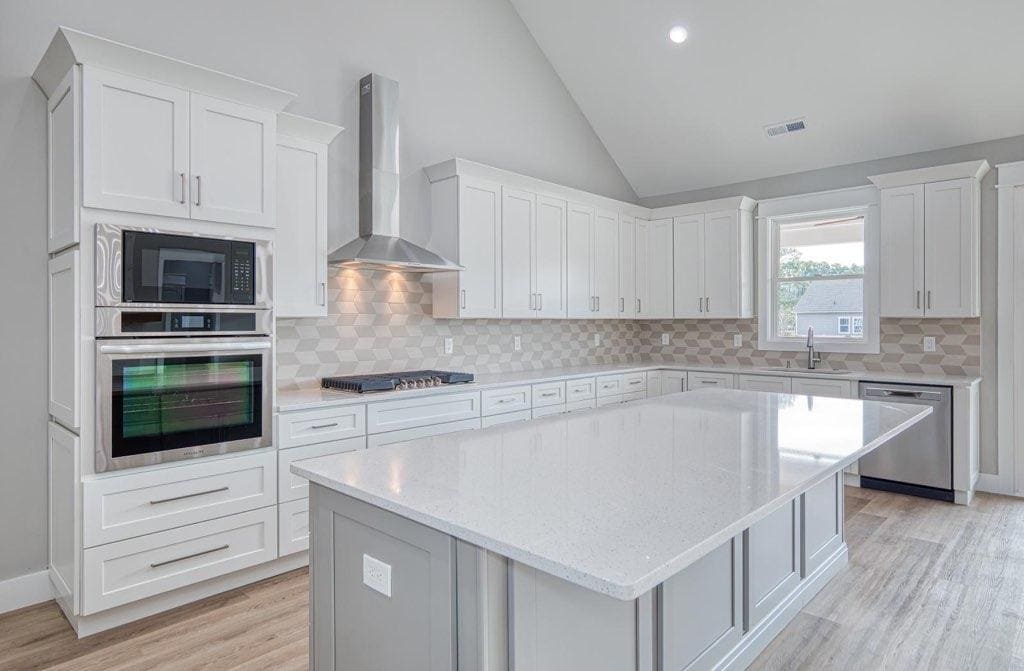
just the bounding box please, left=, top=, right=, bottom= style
left=0, top=570, right=52, bottom=615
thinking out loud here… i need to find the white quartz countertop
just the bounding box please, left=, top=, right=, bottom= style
left=292, top=389, right=932, bottom=600
left=276, top=362, right=980, bottom=412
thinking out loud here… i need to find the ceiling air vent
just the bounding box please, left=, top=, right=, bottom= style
left=764, top=117, right=807, bottom=138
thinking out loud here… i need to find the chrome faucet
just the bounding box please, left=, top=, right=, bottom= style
left=806, top=326, right=822, bottom=370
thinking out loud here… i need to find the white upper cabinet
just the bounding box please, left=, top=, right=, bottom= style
left=431, top=176, right=503, bottom=318
left=48, top=70, right=79, bottom=253
left=879, top=185, right=925, bottom=316
left=49, top=249, right=80, bottom=432
left=618, top=215, right=637, bottom=318
left=83, top=67, right=190, bottom=219
left=637, top=218, right=673, bottom=319
left=567, top=202, right=596, bottom=317
left=673, top=206, right=753, bottom=319
left=534, top=196, right=568, bottom=317
left=501, top=187, right=537, bottom=319
left=593, top=209, right=620, bottom=317
left=274, top=114, right=342, bottom=318
left=871, top=161, right=986, bottom=318
left=189, top=94, right=276, bottom=227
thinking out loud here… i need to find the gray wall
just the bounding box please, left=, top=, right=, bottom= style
left=0, top=0, right=636, bottom=581
left=643, top=134, right=1024, bottom=478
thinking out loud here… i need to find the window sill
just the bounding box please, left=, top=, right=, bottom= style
left=757, top=336, right=880, bottom=355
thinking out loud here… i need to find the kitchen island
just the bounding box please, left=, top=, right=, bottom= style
left=293, top=389, right=931, bottom=671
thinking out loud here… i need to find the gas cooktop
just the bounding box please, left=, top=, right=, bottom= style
left=321, top=370, right=474, bottom=393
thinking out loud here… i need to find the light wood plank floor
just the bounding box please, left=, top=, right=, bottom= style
left=2, top=487, right=1023, bottom=670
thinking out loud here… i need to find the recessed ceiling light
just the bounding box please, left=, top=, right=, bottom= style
left=669, top=25, right=688, bottom=44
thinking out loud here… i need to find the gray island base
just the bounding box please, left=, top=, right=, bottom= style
left=295, top=390, right=932, bottom=671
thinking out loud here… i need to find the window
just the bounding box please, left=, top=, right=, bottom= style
left=757, top=186, right=879, bottom=354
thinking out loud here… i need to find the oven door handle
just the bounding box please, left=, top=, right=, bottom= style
left=98, top=341, right=272, bottom=355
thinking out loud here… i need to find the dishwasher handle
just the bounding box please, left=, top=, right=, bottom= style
left=861, top=387, right=943, bottom=402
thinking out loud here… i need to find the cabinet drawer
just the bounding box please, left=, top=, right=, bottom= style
left=278, top=497, right=310, bottom=556
left=481, top=385, right=531, bottom=416
left=596, top=394, right=623, bottom=407
left=279, top=436, right=364, bottom=502
left=688, top=372, right=735, bottom=390
left=82, top=506, right=277, bottom=614
left=790, top=378, right=853, bottom=399
left=278, top=404, right=366, bottom=448
left=367, top=391, right=480, bottom=434
left=83, top=452, right=276, bottom=547
left=482, top=409, right=532, bottom=428
left=623, top=390, right=646, bottom=403
left=737, top=375, right=792, bottom=393
left=532, top=381, right=566, bottom=408
left=622, top=372, right=647, bottom=394
left=532, top=404, right=567, bottom=419
left=367, top=417, right=481, bottom=449
left=566, top=377, right=597, bottom=402
left=566, top=399, right=596, bottom=413
left=596, top=374, right=624, bottom=398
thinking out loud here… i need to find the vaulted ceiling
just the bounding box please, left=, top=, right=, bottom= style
left=510, top=0, right=1024, bottom=198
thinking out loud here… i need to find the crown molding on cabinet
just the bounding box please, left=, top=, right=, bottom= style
left=33, top=26, right=296, bottom=111
left=277, top=112, right=344, bottom=145
left=649, top=196, right=756, bottom=218
left=868, top=160, right=991, bottom=189
left=995, top=160, right=1024, bottom=188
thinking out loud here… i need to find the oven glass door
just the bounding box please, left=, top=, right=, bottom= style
left=122, top=230, right=254, bottom=305
left=112, top=353, right=264, bottom=458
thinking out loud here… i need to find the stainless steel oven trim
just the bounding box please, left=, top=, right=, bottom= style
left=95, top=306, right=273, bottom=338
left=95, top=223, right=272, bottom=309
left=95, top=336, right=273, bottom=473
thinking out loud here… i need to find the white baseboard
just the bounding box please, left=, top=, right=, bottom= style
left=976, top=472, right=1018, bottom=497
left=0, top=570, right=52, bottom=615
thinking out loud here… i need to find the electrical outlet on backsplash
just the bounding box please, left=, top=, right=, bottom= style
left=275, top=270, right=980, bottom=388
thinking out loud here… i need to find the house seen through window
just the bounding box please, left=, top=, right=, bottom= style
left=774, top=215, right=865, bottom=340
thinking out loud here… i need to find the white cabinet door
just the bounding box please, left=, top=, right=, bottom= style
left=688, top=372, right=735, bottom=390
left=880, top=185, right=925, bottom=316
left=48, top=70, right=79, bottom=252
left=618, top=215, right=637, bottom=318
left=737, top=375, right=792, bottom=393
left=635, top=219, right=651, bottom=317
left=275, top=135, right=328, bottom=317
left=49, top=249, right=80, bottom=431
left=662, top=371, right=688, bottom=395
left=673, top=214, right=704, bottom=318
left=535, top=196, right=568, bottom=317
left=594, top=209, right=620, bottom=317
left=790, top=378, right=853, bottom=398
left=648, top=218, right=674, bottom=318
left=702, top=210, right=740, bottom=318
left=189, top=94, right=276, bottom=227
left=567, top=202, right=595, bottom=317
left=502, top=187, right=537, bottom=318
left=82, top=67, right=190, bottom=218
left=458, top=177, right=502, bottom=318
left=924, top=178, right=977, bottom=317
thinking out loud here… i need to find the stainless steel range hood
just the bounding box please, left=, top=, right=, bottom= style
left=328, top=74, right=462, bottom=272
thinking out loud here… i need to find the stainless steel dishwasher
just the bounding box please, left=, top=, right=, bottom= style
left=858, top=382, right=953, bottom=502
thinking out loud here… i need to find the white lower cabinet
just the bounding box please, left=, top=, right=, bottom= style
left=565, top=398, right=597, bottom=413
left=622, top=390, right=646, bottom=403
left=278, top=436, right=364, bottom=502
left=744, top=499, right=801, bottom=629
left=646, top=370, right=663, bottom=397
left=482, top=409, right=533, bottom=428
left=481, top=385, right=531, bottom=416
left=532, top=381, right=566, bottom=408
left=277, top=403, right=366, bottom=448
left=83, top=452, right=277, bottom=547
left=566, top=377, right=597, bottom=402
left=738, top=374, right=792, bottom=393
left=532, top=404, right=567, bottom=419
left=596, top=395, right=623, bottom=407
left=366, top=418, right=481, bottom=449
left=278, top=497, right=311, bottom=556
left=662, top=371, right=688, bottom=395
left=596, top=374, right=624, bottom=398
left=367, top=392, right=480, bottom=434
left=82, top=506, right=277, bottom=614
left=687, top=372, right=735, bottom=390
left=622, top=372, right=647, bottom=395
left=790, top=378, right=854, bottom=398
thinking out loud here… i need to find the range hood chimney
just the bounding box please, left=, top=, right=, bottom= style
left=328, top=74, right=462, bottom=272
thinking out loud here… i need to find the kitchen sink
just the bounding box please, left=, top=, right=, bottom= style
left=756, top=366, right=857, bottom=376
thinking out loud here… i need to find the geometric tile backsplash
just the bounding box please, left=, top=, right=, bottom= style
left=276, top=268, right=981, bottom=388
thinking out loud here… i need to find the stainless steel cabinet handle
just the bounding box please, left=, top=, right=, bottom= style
left=540, top=391, right=558, bottom=398
left=636, top=298, right=641, bottom=313
left=620, top=297, right=625, bottom=312
left=150, top=544, right=229, bottom=569
left=927, top=290, right=931, bottom=310
left=149, top=486, right=229, bottom=505
left=698, top=297, right=703, bottom=313
left=701, top=380, right=717, bottom=384
left=311, top=422, right=339, bottom=430
left=705, top=296, right=711, bottom=312
left=596, top=296, right=600, bottom=311
left=319, top=282, right=326, bottom=306
left=460, top=289, right=466, bottom=309
left=591, top=296, right=596, bottom=311
left=179, top=172, right=186, bottom=204
left=194, top=175, right=202, bottom=207
left=538, top=293, right=542, bottom=311
left=628, top=379, right=642, bottom=386
left=916, top=290, right=921, bottom=309
left=529, top=293, right=535, bottom=310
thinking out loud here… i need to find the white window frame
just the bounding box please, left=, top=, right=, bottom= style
left=757, top=185, right=880, bottom=354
